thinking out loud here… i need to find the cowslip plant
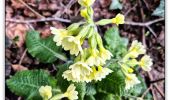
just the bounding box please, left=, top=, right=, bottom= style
left=6, top=0, right=153, bottom=100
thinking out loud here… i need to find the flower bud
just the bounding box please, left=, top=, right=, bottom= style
left=78, top=0, right=95, bottom=7
left=112, top=13, right=125, bottom=25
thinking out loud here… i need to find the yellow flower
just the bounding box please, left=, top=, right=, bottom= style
left=93, top=66, right=113, bottom=81
left=139, top=55, right=153, bottom=71
left=69, top=62, right=92, bottom=79
left=62, top=61, right=92, bottom=82
left=50, top=84, right=78, bottom=100
left=99, top=48, right=113, bottom=61
left=78, top=0, right=95, bottom=7
left=127, top=40, right=146, bottom=58
left=50, top=27, right=69, bottom=46
left=125, top=74, right=140, bottom=90
left=39, top=85, right=52, bottom=100
left=125, top=59, right=139, bottom=67
left=120, top=64, right=134, bottom=73
left=80, top=8, right=89, bottom=19
left=61, top=36, right=83, bottom=56
left=86, top=49, right=105, bottom=66
left=112, top=13, right=125, bottom=25
left=64, top=84, right=78, bottom=100
left=62, top=70, right=75, bottom=81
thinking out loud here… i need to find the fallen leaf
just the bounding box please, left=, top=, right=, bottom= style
left=11, top=0, right=25, bottom=9
left=6, top=21, right=29, bottom=47
left=12, top=64, right=28, bottom=71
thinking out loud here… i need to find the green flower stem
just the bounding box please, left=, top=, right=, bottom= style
left=52, top=88, right=62, bottom=93
left=50, top=94, right=65, bottom=100
left=95, top=19, right=112, bottom=25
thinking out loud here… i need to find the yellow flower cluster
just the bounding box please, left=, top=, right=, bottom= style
left=119, top=40, right=153, bottom=90
left=51, top=8, right=114, bottom=82
left=50, top=0, right=126, bottom=83
left=50, top=84, right=78, bottom=100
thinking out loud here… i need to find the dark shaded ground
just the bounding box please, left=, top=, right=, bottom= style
left=5, top=0, right=165, bottom=99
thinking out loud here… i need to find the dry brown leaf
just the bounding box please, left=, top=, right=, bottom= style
left=24, top=8, right=37, bottom=18
left=99, top=0, right=111, bottom=8
left=6, top=22, right=29, bottom=47
left=6, top=6, right=14, bottom=18
left=11, top=0, right=25, bottom=9
left=42, top=11, right=52, bottom=17
left=12, top=64, right=28, bottom=71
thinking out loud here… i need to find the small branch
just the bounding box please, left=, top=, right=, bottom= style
left=147, top=72, right=157, bottom=100
left=141, top=86, right=151, bottom=99
left=124, top=18, right=164, bottom=26
left=18, top=0, right=44, bottom=18
left=150, top=78, right=165, bottom=84
left=153, top=84, right=165, bottom=98
left=124, top=3, right=138, bottom=17
left=125, top=18, right=164, bottom=37
left=6, top=17, right=71, bottom=23
left=138, top=0, right=147, bottom=46
left=19, top=49, right=27, bottom=65
left=146, top=18, right=164, bottom=26
left=142, top=0, right=150, bottom=9
left=147, top=26, right=157, bottom=37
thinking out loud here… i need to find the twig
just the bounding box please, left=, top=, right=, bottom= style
left=67, top=0, right=77, bottom=9
left=124, top=3, right=138, bottom=17
left=125, top=18, right=164, bottom=37
left=142, top=0, right=150, bottom=9
left=141, top=86, right=151, bottom=99
left=147, top=26, right=157, bottom=37
left=153, top=84, right=165, bottom=98
left=18, top=0, right=44, bottom=18
left=138, top=0, right=147, bottom=47
left=6, top=17, right=71, bottom=23
left=19, top=49, right=27, bottom=65
left=150, top=78, right=165, bottom=83
left=124, top=18, right=164, bottom=26
left=147, top=72, right=157, bottom=100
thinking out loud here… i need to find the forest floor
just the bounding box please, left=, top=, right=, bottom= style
left=5, top=0, right=165, bottom=99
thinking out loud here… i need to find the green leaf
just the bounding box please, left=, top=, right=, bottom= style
left=104, top=27, right=128, bottom=58
left=124, top=74, right=153, bottom=99
left=26, top=30, right=67, bottom=63
left=97, top=67, right=125, bottom=96
left=6, top=70, right=57, bottom=100
left=56, top=62, right=71, bottom=92
left=84, top=95, right=96, bottom=100
left=109, top=0, right=123, bottom=10
left=152, top=0, right=164, bottom=17
left=95, top=93, right=114, bottom=100
left=86, top=83, right=97, bottom=96
left=74, top=82, right=86, bottom=100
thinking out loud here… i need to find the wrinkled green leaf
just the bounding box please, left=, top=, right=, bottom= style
left=109, top=0, right=123, bottom=10
left=85, top=95, right=96, bottom=100
left=97, top=66, right=125, bottom=96
left=74, top=82, right=86, bottom=100
left=26, top=30, right=67, bottom=63
left=95, top=93, right=114, bottom=100
left=86, top=83, right=97, bottom=96
left=56, top=62, right=71, bottom=92
left=104, top=27, right=128, bottom=58
left=6, top=70, right=57, bottom=100
left=152, top=0, right=164, bottom=17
